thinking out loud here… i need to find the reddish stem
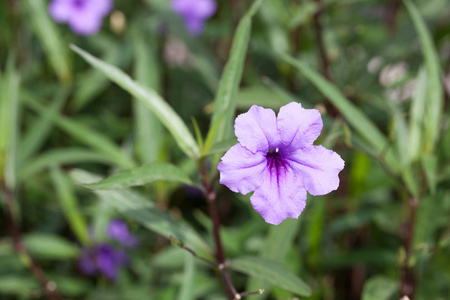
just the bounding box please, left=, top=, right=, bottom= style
left=1, top=181, right=62, bottom=300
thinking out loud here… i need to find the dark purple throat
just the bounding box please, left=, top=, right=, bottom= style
left=266, top=148, right=288, bottom=178
left=73, top=0, right=86, bottom=9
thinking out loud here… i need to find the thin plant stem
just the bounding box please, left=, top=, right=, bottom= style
left=1, top=180, right=62, bottom=300
left=400, top=196, right=418, bottom=299
left=198, top=159, right=235, bottom=300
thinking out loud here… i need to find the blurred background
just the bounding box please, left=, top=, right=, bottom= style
left=1, top=0, right=449, bottom=299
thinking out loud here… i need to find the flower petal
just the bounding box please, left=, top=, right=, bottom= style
left=250, top=167, right=307, bottom=225
left=184, top=17, right=205, bottom=36
left=68, top=11, right=103, bottom=35
left=235, top=105, right=279, bottom=153
left=48, top=0, right=72, bottom=22
left=286, top=145, right=344, bottom=196
left=277, top=102, right=323, bottom=150
left=218, top=143, right=266, bottom=194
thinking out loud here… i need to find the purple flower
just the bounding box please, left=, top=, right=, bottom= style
left=218, top=103, right=345, bottom=225
left=171, top=0, right=217, bottom=36
left=78, top=243, right=129, bottom=282
left=48, top=0, right=113, bottom=35
left=106, top=219, right=138, bottom=248
left=78, top=248, right=97, bottom=276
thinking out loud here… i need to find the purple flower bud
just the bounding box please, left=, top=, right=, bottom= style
left=106, top=219, right=138, bottom=248
left=171, top=0, right=217, bottom=36
left=48, top=0, right=113, bottom=35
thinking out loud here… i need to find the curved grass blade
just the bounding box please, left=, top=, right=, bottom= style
left=404, top=0, right=443, bottom=154
left=246, top=218, right=301, bottom=300
left=18, top=87, right=69, bottom=166
left=23, top=0, right=71, bottom=83
left=70, top=169, right=210, bottom=255
left=132, top=28, right=164, bottom=164
left=18, top=148, right=113, bottom=180
left=82, top=162, right=195, bottom=190
left=229, top=256, right=311, bottom=297
left=50, top=166, right=89, bottom=245
left=408, top=68, right=427, bottom=163
left=23, top=95, right=136, bottom=169
left=205, top=0, right=265, bottom=151
left=71, top=45, right=199, bottom=160
left=0, top=56, right=20, bottom=188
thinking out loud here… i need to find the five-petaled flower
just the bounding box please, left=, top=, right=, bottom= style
left=218, top=102, right=345, bottom=225
left=49, top=0, right=113, bottom=35
left=171, top=0, right=217, bottom=36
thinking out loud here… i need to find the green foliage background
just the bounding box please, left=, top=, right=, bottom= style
left=1, top=0, right=449, bottom=299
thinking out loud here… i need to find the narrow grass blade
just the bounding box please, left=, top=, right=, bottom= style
left=229, top=256, right=311, bottom=297
left=0, top=56, right=20, bottom=189
left=205, top=0, right=265, bottom=151
left=408, top=68, right=427, bottom=163
left=19, top=148, right=112, bottom=180
left=70, top=169, right=210, bottom=255
left=23, top=0, right=71, bottom=83
left=81, top=162, right=195, bottom=190
left=246, top=218, right=300, bottom=299
left=176, top=252, right=195, bottom=300
left=50, top=166, right=89, bottom=245
left=23, top=95, right=135, bottom=169
left=71, top=45, right=199, bottom=160
left=132, top=29, right=164, bottom=163
left=18, top=87, right=69, bottom=165
left=404, top=0, right=443, bottom=154
left=24, top=233, right=79, bottom=259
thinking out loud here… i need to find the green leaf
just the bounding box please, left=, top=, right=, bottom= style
left=18, top=148, right=113, bottom=180
left=246, top=218, right=301, bottom=300
left=0, top=276, right=38, bottom=296
left=72, top=41, right=125, bottom=111
left=0, top=56, right=20, bottom=189
left=203, top=138, right=237, bottom=157
left=408, top=68, right=427, bottom=163
left=18, top=87, right=69, bottom=166
left=362, top=276, right=398, bottom=300
left=176, top=252, right=196, bottom=300
left=132, top=29, right=164, bottom=164
left=22, top=94, right=136, bottom=169
left=50, top=166, right=89, bottom=245
left=70, top=169, right=210, bottom=255
left=71, top=45, right=199, bottom=160
left=23, top=0, right=71, bottom=83
left=404, top=0, right=443, bottom=154
left=23, top=233, right=79, bottom=259
left=235, top=85, right=291, bottom=110
left=280, top=54, right=400, bottom=173
left=229, top=256, right=311, bottom=297
left=81, top=162, right=195, bottom=190
left=205, top=0, right=265, bottom=150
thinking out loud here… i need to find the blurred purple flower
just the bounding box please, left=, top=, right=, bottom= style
left=218, top=103, right=345, bottom=225
left=106, top=219, right=138, bottom=248
left=78, top=243, right=129, bottom=282
left=171, top=0, right=217, bottom=36
left=48, top=0, right=113, bottom=35
left=78, top=248, right=97, bottom=276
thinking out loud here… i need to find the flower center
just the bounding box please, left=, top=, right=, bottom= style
left=73, top=0, right=86, bottom=9
left=266, top=148, right=288, bottom=178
